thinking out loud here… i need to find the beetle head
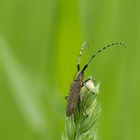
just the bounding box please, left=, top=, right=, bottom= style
left=74, top=71, right=84, bottom=82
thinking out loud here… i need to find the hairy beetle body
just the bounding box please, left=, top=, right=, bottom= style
left=66, top=81, right=82, bottom=116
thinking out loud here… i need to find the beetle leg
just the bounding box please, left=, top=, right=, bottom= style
left=65, top=96, right=69, bottom=100
left=90, top=76, right=96, bottom=83
left=82, top=78, right=90, bottom=83
left=82, top=83, right=95, bottom=94
left=83, top=76, right=96, bottom=83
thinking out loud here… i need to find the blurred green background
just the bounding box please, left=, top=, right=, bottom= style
left=0, top=0, right=139, bottom=140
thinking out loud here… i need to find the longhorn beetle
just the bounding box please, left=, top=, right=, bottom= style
left=66, top=42, right=126, bottom=117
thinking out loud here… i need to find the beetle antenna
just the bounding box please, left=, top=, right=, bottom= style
left=81, top=42, right=126, bottom=72
left=77, top=41, right=89, bottom=71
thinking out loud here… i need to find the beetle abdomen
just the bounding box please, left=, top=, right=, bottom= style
left=66, top=81, right=82, bottom=116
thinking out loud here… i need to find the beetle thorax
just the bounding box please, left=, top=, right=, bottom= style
left=74, top=71, right=84, bottom=82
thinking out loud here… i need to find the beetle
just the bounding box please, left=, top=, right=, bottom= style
left=66, top=42, right=126, bottom=117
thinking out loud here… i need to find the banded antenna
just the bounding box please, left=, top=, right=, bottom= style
left=81, top=42, right=126, bottom=72
left=77, top=42, right=89, bottom=71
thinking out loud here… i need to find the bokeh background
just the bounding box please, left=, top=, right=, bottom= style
left=0, top=0, right=140, bottom=140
